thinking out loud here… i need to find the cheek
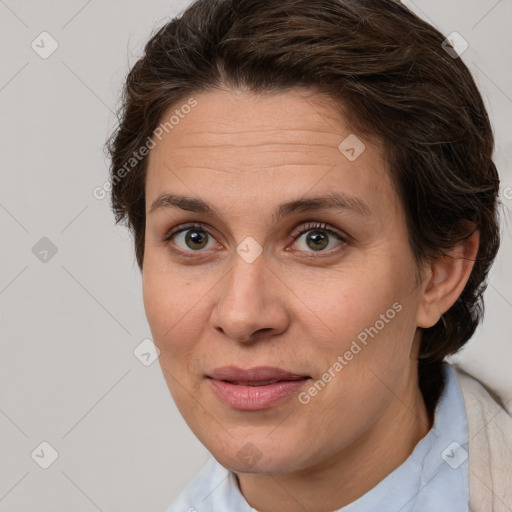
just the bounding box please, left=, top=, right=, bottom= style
left=305, top=299, right=417, bottom=429
left=142, top=260, right=183, bottom=349
left=310, top=263, right=418, bottom=364
left=142, top=264, right=168, bottom=335
left=142, top=259, right=209, bottom=366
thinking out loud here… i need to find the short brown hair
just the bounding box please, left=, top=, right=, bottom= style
left=105, top=0, right=501, bottom=417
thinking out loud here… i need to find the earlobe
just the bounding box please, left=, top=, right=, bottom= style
left=416, top=230, right=480, bottom=329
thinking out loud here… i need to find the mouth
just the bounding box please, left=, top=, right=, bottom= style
left=221, top=378, right=305, bottom=386
left=206, top=366, right=311, bottom=410
left=207, top=365, right=310, bottom=382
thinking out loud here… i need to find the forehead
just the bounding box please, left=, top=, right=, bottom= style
left=150, top=88, right=375, bottom=162
left=145, top=88, right=399, bottom=219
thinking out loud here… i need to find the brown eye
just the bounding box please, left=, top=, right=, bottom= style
left=291, top=222, right=346, bottom=253
left=184, top=229, right=209, bottom=250
left=166, top=224, right=216, bottom=252
left=304, top=230, right=330, bottom=251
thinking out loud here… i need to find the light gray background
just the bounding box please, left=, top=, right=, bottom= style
left=0, top=1, right=511, bottom=511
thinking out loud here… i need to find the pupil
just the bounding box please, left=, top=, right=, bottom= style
left=307, top=231, right=328, bottom=251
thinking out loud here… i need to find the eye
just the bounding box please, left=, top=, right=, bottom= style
left=290, top=222, right=346, bottom=253
left=165, top=223, right=217, bottom=252
left=164, top=221, right=347, bottom=256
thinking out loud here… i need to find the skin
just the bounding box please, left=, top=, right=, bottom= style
left=142, top=87, right=479, bottom=512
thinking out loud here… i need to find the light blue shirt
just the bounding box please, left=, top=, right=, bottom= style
left=167, top=363, right=469, bottom=511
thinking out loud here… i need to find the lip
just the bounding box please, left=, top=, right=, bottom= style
left=206, top=366, right=311, bottom=411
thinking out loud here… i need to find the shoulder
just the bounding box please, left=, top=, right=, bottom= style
left=449, top=363, right=512, bottom=512
left=451, top=364, right=511, bottom=414
left=450, top=362, right=512, bottom=446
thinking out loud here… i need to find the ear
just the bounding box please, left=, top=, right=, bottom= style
left=416, top=229, right=480, bottom=329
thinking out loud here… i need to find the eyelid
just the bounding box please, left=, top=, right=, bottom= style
left=289, top=221, right=346, bottom=242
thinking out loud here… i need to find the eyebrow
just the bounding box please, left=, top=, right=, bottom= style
left=149, top=192, right=371, bottom=221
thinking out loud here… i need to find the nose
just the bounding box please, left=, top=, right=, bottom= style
left=210, top=252, right=289, bottom=344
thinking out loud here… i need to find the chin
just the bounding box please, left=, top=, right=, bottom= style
left=210, top=440, right=308, bottom=475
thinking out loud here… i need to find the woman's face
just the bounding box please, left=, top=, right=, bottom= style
left=143, top=88, right=428, bottom=474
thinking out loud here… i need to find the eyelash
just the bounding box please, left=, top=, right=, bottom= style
left=163, top=222, right=347, bottom=256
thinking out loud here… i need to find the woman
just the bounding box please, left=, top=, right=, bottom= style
left=105, top=0, right=512, bottom=510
